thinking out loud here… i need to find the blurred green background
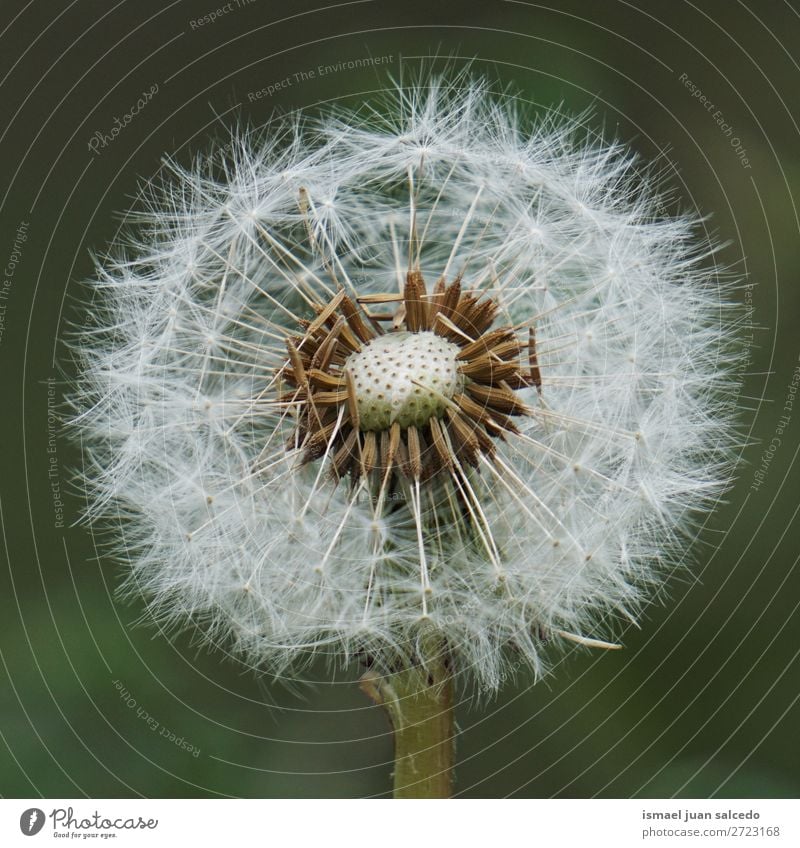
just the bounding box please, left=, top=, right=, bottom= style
left=0, top=0, right=798, bottom=798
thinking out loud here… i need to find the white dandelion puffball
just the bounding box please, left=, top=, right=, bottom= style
left=73, top=77, right=735, bottom=691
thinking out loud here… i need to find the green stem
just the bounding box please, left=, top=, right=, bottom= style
left=361, top=651, right=455, bottom=798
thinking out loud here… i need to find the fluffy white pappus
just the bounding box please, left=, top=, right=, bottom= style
left=70, top=75, right=739, bottom=693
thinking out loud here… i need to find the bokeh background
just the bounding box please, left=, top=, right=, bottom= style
left=0, top=0, right=798, bottom=798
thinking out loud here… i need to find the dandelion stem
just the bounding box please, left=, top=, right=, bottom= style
left=361, top=648, right=455, bottom=798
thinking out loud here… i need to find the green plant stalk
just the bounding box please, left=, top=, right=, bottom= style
left=361, top=651, right=455, bottom=798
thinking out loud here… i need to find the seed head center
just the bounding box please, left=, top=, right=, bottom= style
left=345, top=331, right=463, bottom=431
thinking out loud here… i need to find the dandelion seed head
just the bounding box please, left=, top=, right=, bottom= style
left=70, top=74, right=739, bottom=692
left=346, top=331, right=463, bottom=431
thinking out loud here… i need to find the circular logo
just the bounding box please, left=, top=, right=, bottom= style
left=19, top=808, right=45, bottom=836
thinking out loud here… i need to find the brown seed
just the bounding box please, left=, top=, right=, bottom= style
left=356, top=292, right=406, bottom=304
left=406, top=425, right=422, bottom=480
left=439, top=277, right=462, bottom=320
left=331, top=428, right=358, bottom=478
left=529, top=326, right=543, bottom=392
left=306, top=368, right=345, bottom=389
left=341, top=295, right=375, bottom=344
left=311, top=317, right=345, bottom=371
left=459, top=357, right=519, bottom=383
left=446, top=409, right=480, bottom=467
left=310, top=389, right=349, bottom=406
left=285, top=338, right=306, bottom=385
left=428, top=417, right=452, bottom=470
left=345, top=370, right=360, bottom=431
left=457, top=328, right=516, bottom=360
left=466, top=382, right=527, bottom=415
left=361, top=430, right=378, bottom=475
left=307, top=289, right=345, bottom=336
left=404, top=270, right=427, bottom=332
